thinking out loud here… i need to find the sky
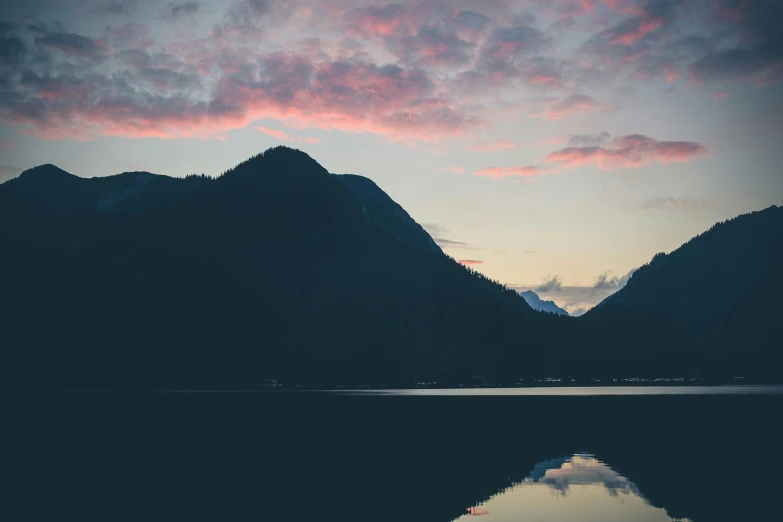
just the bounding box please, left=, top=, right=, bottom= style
left=1, top=0, right=781, bottom=314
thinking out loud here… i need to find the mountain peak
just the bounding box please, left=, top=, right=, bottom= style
left=18, top=164, right=75, bottom=181
left=520, top=290, right=569, bottom=316
left=217, top=147, right=332, bottom=189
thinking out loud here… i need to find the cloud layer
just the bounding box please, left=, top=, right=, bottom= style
left=0, top=0, right=772, bottom=144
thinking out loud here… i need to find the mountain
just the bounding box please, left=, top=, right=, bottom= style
left=333, top=174, right=442, bottom=255
left=580, top=205, right=783, bottom=375
left=520, top=290, right=569, bottom=316
left=1, top=149, right=780, bottom=387
left=0, top=147, right=576, bottom=389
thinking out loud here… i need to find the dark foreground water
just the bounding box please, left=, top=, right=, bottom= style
left=4, top=387, right=783, bottom=521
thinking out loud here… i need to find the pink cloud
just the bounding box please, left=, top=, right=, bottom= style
left=3, top=0, right=758, bottom=148
left=527, top=72, right=563, bottom=87
left=607, top=16, right=663, bottom=46
left=468, top=139, right=515, bottom=153
left=257, top=125, right=321, bottom=144
left=34, top=31, right=108, bottom=58
left=474, top=166, right=556, bottom=179
left=344, top=4, right=415, bottom=38
left=531, top=94, right=613, bottom=121
left=458, top=260, right=483, bottom=265
left=5, top=50, right=478, bottom=142
left=545, top=134, right=708, bottom=170
left=0, top=140, right=13, bottom=150
left=440, top=166, right=465, bottom=173
left=257, top=126, right=292, bottom=141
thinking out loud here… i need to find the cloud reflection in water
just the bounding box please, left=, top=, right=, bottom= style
left=455, top=454, right=692, bottom=522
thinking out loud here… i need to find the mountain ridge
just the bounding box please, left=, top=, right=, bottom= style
left=582, top=204, right=783, bottom=368
left=1, top=147, right=780, bottom=386
left=0, top=147, right=561, bottom=389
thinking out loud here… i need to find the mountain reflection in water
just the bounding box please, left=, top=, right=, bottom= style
left=457, top=454, right=690, bottom=522
left=4, top=391, right=781, bottom=521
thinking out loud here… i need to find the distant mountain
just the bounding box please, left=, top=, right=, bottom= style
left=581, top=205, right=783, bottom=374
left=520, top=290, right=569, bottom=316
left=0, top=147, right=577, bottom=389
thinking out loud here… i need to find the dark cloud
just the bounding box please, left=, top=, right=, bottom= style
left=342, top=3, right=487, bottom=69
left=0, top=33, right=25, bottom=66
left=454, top=10, right=491, bottom=31
left=689, top=0, right=783, bottom=85
left=163, top=1, right=201, bottom=22
left=591, top=0, right=682, bottom=47
left=519, top=56, right=564, bottom=88
left=93, top=0, right=145, bottom=16
left=690, top=48, right=783, bottom=85
left=132, top=67, right=202, bottom=91
left=575, top=0, right=782, bottom=89
left=394, top=25, right=477, bottom=67
left=477, top=24, right=551, bottom=74
left=216, top=0, right=291, bottom=36
left=632, top=54, right=682, bottom=84
left=34, top=32, right=106, bottom=59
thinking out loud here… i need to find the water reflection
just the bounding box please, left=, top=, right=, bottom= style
left=5, top=392, right=781, bottom=521
left=456, top=454, right=692, bottom=522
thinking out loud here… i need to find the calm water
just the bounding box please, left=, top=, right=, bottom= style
left=337, top=385, right=783, bottom=395
left=4, top=387, right=782, bottom=521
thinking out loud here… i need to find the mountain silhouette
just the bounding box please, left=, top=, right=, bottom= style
left=580, top=205, right=783, bottom=376
left=520, top=290, right=569, bottom=316
left=0, top=148, right=780, bottom=387
left=0, top=147, right=575, bottom=389
left=333, top=173, right=443, bottom=255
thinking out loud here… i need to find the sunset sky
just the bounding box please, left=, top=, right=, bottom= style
left=1, top=0, right=781, bottom=314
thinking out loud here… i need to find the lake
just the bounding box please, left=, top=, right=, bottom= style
left=4, top=387, right=782, bottom=521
